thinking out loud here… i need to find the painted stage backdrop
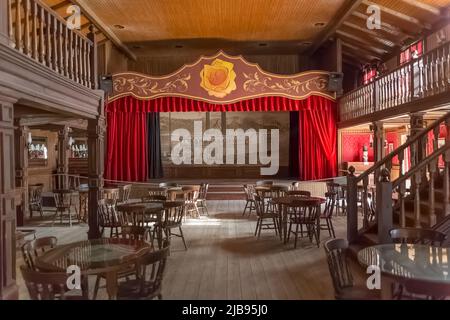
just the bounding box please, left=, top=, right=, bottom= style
left=109, top=51, right=336, bottom=104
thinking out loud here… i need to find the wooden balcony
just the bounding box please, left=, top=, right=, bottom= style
left=339, top=41, right=450, bottom=128
left=5, top=0, right=96, bottom=89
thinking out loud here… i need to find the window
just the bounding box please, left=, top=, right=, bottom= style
left=400, top=40, right=424, bottom=65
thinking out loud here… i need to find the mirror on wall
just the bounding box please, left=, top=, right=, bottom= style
left=28, top=136, right=48, bottom=167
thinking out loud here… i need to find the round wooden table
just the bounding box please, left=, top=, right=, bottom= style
left=358, top=243, right=450, bottom=299
left=272, top=196, right=326, bottom=244
left=36, top=238, right=152, bottom=299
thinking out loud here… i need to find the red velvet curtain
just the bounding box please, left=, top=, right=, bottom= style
left=105, top=95, right=337, bottom=182
left=105, top=99, right=148, bottom=182
left=298, top=98, right=337, bottom=180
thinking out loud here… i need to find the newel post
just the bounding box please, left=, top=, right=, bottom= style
left=377, top=169, right=393, bottom=244
left=346, top=166, right=358, bottom=243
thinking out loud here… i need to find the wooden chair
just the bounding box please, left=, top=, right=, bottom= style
left=103, top=188, right=120, bottom=202
left=119, top=184, right=133, bottom=204
left=143, top=187, right=168, bottom=202
left=68, top=175, right=81, bottom=191
left=197, top=183, right=209, bottom=216
left=120, top=205, right=147, bottom=228
left=155, top=201, right=187, bottom=250
left=287, top=190, right=311, bottom=197
left=389, top=228, right=446, bottom=246
left=182, top=186, right=200, bottom=218
left=242, top=184, right=256, bottom=216
left=254, top=194, right=278, bottom=239
left=326, top=182, right=345, bottom=215
left=117, top=244, right=170, bottom=300
left=53, top=190, right=78, bottom=226
left=98, top=199, right=123, bottom=237
left=287, top=198, right=321, bottom=248
left=28, top=184, right=44, bottom=218
left=324, top=239, right=379, bottom=300
left=320, top=192, right=337, bottom=238
left=21, top=266, right=87, bottom=300
left=21, top=236, right=58, bottom=270
left=92, top=225, right=152, bottom=300
left=291, top=182, right=300, bottom=190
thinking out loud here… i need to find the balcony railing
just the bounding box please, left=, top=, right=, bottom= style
left=6, top=0, right=96, bottom=89
left=340, top=41, right=450, bottom=123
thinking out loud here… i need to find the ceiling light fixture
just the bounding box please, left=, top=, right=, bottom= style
left=113, top=24, right=125, bottom=29
left=314, top=22, right=326, bottom=27
left=258, top=43, right=268, bottom=47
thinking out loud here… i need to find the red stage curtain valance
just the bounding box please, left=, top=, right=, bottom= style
left=106, top=95, right=334, bottom=113
left=105, top=95, right=337, bottom=182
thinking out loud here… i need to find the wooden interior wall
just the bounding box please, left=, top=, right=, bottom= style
left=98, top=41, right=130, bottom=76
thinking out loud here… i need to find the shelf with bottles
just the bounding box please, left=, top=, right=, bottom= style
left=70, top=143, right=88, bottom=158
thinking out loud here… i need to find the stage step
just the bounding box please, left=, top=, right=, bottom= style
left=207, top=184, right=245, bottom=200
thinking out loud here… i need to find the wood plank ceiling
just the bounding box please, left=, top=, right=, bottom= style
left=43, top=0, right=450, bottom=65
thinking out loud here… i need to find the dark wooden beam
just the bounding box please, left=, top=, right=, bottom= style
left=362, top=0, right=431, bottom=30
left=51, top=0, right=71, bottom=11
left=336, top=30, right=389, bottom=55
left=351, top=11, right=416, bottom=39
left=70, top=0, right=136, bottom=61
left=400, top=0, right=441, bottom=17
left=341, top=41, right=381, bottom=61
left=342, top=21, right=399, bottom=47
left=309, top=0, right=363, bottom=54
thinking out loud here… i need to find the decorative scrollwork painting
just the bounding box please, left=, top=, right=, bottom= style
left=109, top=51, right=335, bottom=103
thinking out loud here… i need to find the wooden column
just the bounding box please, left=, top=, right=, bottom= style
left=14, top=121, right=29, bottom=225
left=346, top=166, right=358, bottom=244
left=56, top=125, right=70, bottom=189
left=87, top=113, right=105, bottom=239
left=371, top=121, right=384, bottom=181
left=409, top=112, right=426, bottom=162
left=0, top=96, right=18, bottom=300
left=0, top=0, right=10, bottom=45
left=377, top=169, right=393, bottom=244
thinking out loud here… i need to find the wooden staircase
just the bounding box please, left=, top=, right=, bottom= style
left=346, top=112, right=450, bottom=248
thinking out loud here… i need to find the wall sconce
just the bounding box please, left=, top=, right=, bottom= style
left=27, top=132, right=32, bottom=148
left=369, top=134, right=373, bottom=148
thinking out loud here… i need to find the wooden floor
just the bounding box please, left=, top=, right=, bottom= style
left=17, top=200, right=363, bottom=300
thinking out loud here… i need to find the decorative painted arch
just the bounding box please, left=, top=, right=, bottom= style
left=108, top=51, right=336, bottom=104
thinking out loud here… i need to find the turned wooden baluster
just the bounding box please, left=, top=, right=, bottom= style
left=418, top=57, right=424, bottom=98
left=63, top=26, right=68, bottom=77
left=23, top=0, right=30, bottom=56
left=57, top=19, right=63, bottom=75
left=429, top=54, right=434, bottom=95
left=31, top=0, right=37, bottom=60
left=74, top=34, right=79, bottom=83
left=45, top=10, right=51, bottom=67
left=81, top=39, right=87, bottom=86
left=362, top=175, right=369, bottom=228
left=52, top=16, right=58, bottom=72
left=38, top=3, right=44, bottom=63
left=87, top=43, right=92, bottom=88
left=8, top=0, right=14, bottom=46
left=428, top=161, right=437, bottom=226
left=68, top=30, right=73, bottom=80
left=413, top=169, right=422, bottom=228
left=15, top=0, right=22, bottom=51
left=440, top=46, right=446, bottom=91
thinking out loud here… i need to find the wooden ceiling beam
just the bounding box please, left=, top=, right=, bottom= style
left=400, top=0, right=441, bottom=17
left=51, top=0, right=71, bottom=11
left=70, top=0, right=137, bottom=61
left=309, top=0, right=364, bottom=54
left=341, top=22, right=397, bottom=47
left=342, top=49, right=376, bottom=65
left=362, top=0, right=431, bottom=30
left=351, top=11, right=415, bottom=39
left=336, top=30, right=388, bottom=55
left=341, top=41, right=381, bottom=61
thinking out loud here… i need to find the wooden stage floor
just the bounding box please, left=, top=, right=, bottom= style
left=17, top=200, right=362, bottom=300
